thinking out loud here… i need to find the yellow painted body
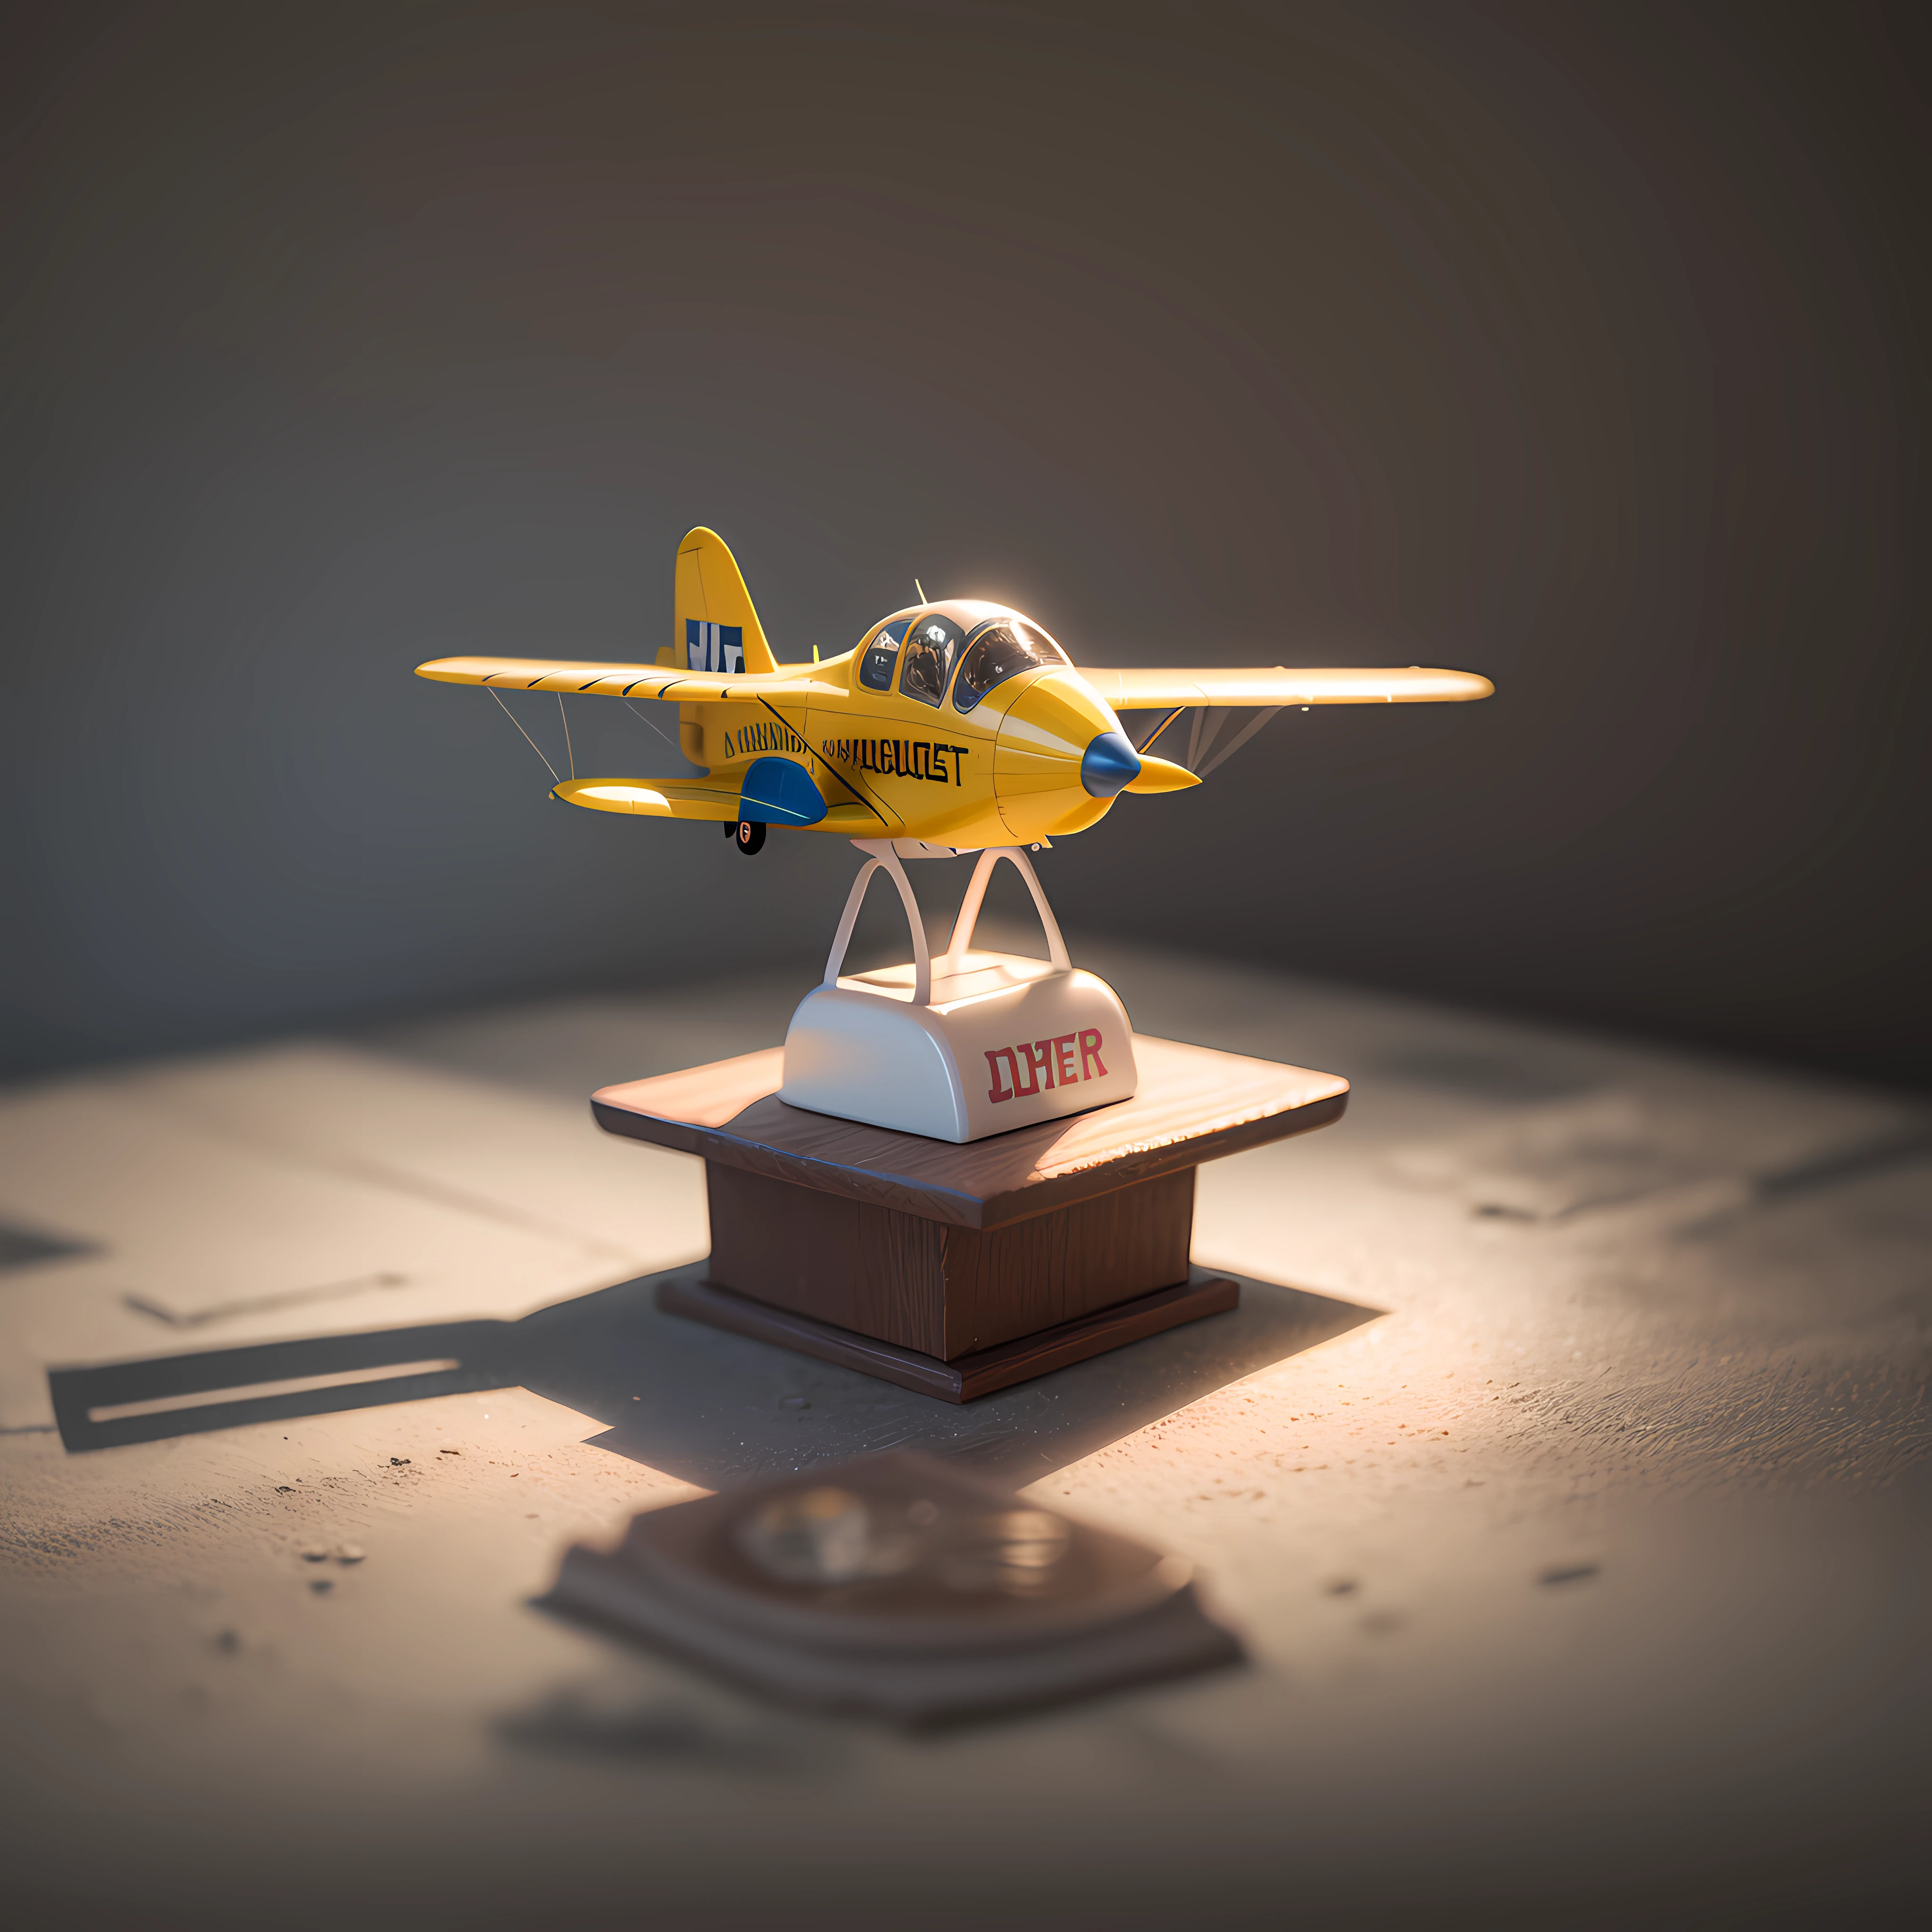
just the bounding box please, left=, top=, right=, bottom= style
left=416, top=527, right=1494, bottom=846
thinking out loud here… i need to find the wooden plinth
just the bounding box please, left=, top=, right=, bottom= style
left=594, top=1034, right=1348, bottom=1401
left=659, top=1270, right=1241, bottom=1403
left=705, top=1162, right=1197, bottom=1358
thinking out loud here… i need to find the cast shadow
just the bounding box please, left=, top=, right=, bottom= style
left=49, top=1265, right=1381, bottom=1485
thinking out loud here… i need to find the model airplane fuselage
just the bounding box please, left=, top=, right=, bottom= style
left=417, top=527, right=1493, bottom=851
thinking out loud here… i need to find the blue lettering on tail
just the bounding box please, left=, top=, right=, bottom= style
left=686, top=620, right=745, bottom=675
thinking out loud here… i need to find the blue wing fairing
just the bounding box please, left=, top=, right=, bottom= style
left=738, top=756, right=827, bottom=826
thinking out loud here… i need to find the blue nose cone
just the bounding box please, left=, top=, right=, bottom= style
left=1080, top=730, right=1142, bottom=798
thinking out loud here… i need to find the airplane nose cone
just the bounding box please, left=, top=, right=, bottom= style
left=1080, top=731, right=1142, bottom=798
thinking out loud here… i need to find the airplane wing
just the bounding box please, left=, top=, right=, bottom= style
left=553, top=776, right=742, bottom=819
left=418, top=656, right=1491, bottom=707
left=552, top=776, right=877, bottom=826
left=415, top=658, right=836, bottom=703
left=1078, top=666, right=1494, bottom=707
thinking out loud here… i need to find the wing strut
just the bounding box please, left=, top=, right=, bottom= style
left=1190, top=706, right=1283, bottom=778
left=488, top=688, right=560, bottom=783
left=620, top=698, right=681, bottom=754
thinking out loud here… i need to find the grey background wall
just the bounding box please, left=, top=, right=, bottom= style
left=5, top=0, right=1926, bottom=1086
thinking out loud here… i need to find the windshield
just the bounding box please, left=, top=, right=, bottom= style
left=950, top=618, right=1069, bottom=714
left=899, top=614, right=965, bottom=707
left=858, top=619, right=911, bottom=691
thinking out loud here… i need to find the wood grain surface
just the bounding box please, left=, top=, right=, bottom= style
left=657, top=1270, right=1242, bottom=1402
left=595, top=1035, right=1348, bottom=1229
left=705, top=1163, right=1197, bottom=1358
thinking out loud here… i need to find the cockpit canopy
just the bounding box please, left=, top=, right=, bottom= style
left=858, top=618, right=912, bottom=691
left=900, top=614, right=966, bottom=707
left=855, top=606, right=1070, bottom=714
left=951, top=617, right=1068, bottom=714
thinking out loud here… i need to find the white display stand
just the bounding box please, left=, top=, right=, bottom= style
left=778, top=842, right=1139, bottom=1143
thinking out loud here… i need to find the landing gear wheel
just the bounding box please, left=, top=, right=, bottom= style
left=733, top=819, right=766, bottom=855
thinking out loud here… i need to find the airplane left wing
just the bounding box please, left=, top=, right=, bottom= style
left=415, top=658, right=837, bottom=703
left=553, top=776, right=742, bottom=819
left=1080, top=665, right=1494, bottom=707
left=552, top=776, right=875, bottom=826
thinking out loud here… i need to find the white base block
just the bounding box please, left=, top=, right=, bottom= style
left=779, top=950, right=1138, bottom=1143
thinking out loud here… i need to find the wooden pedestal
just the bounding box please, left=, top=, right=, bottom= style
left=593, top=1034, right=1348, bottom=1402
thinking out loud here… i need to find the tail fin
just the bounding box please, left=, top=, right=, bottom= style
left=671, top=527, right=778, bottom=675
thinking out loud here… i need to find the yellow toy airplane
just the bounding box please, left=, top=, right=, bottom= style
left=416, top=527, right=1493, bottom=854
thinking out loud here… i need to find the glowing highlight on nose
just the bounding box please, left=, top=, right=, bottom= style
left=1080, top=731, right=1141, bottom=798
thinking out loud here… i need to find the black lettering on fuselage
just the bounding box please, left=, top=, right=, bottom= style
left=817, top=738, right=967, bottom=785
left=723, top=721, right=810, bottom=761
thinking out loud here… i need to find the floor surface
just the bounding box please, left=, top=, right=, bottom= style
left=3, top=941, right=1927, bottom=1929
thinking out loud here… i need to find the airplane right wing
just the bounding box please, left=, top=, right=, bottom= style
left=1079, top=666, right=1494, bottom=707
